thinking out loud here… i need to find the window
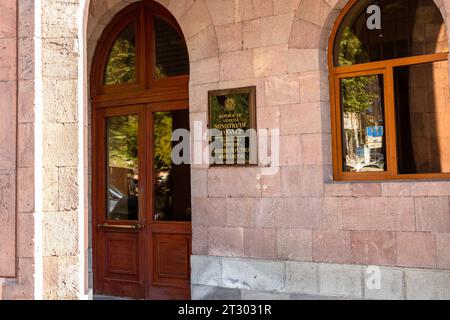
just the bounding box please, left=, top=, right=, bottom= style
left=93, top=2, right=190, bottom=96
left=330, top=0, right=450, bottom=180
left=104, top=23, right=137, bottom=85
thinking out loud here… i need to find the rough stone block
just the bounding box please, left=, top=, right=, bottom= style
left=191, top=284, right=241, bottom=300
left=436, top=233, right=450, bottom=269
left=313, top=230, right=352, bottom=264
left=265, top=76, right=300, bottom=106
left=277, top=229, right=312, bottom=261
left=319, top=264, right=363, bottom=298
left=179, top=0, right=211, bottom=39
left=342, top=197, right=415, bottom=231
left=215, top=23, right=242, bottom=53
left=244, top=228, right=277, bottom=259
left=222, top=258, right=284, bottom=292
left=226, top=198, right=256, bottom=228
left=259, top=14, right=295, bottom=47
left=351, top=183, right=382, bottom=197
left=405, top=269, right=450, bottom=300
left=280, top=103, right=322, bottom=134
left=364, top=267, right=404, bottom=300
left=236, top=0, right=273, bottom=21
left=381, top=183, right=411, bottom=197
left=351, top=231, right=397, bottom=266
left=205, top=0, right=235, bottom=26
left=219, top=49, right=254, bottom=81
left=397, top=232, right=436, bottom=269
left=241, top=290, right=289, bottom=300
left=191, top=255, right=222, bottom=287
left=415, top=197, right=450, bottom=233
left=285, top=261, right=318, bottom=295
left=0, top=0, right=17, bottom=38
left=254, top=45, right=288, bottom=77
left=208, top=227, right=244, bottom=257
left=187, top=25, right=218, bottom=62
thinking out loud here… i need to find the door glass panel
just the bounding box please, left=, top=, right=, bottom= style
left=106, top=115, right=139, bottom=221
left=104, top=23, right=137, bottom=85
left=153, top=110, right=191, bottom=221
left=394, top=61, right=450, bottom=174
left=340, top=74, right=387, bottom=172
left=154, top=17, right=189, bottom=80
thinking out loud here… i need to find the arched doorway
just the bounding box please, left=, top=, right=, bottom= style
left=91, top=1, right=192, bottom=300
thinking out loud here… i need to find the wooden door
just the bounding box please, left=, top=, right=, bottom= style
left=93, top=103, right=192, bottom=300
left=94, top=106, right=147, bottom=299
left=91, top=1, right=192, bottom=300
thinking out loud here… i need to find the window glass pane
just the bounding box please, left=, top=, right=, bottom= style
left=106, top=115, right=139, bottom=220
left=334, top=0, right=448, bottom=66
left=340, top=74, right=387, bottom=172
left=154, top=17, right=189, bottom=80
left=104, top=23, right=136, bottom=85
left=395, top=61, right=450, bottom=174
left=153, top=110, right=191, bottom=221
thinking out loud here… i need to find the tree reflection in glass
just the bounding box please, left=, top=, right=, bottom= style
left=106, top=115, right=139, bottom=220
left=104, top=23, right=136, bottom=85
left=153, top=111, right=191, bottom=222
left=340, top=74, right=386, bottom=172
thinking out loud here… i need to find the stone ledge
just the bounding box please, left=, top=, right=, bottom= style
left=191, top=255, right=450, bottom=300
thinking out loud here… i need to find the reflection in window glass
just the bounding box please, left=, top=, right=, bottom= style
left=153, top=110, right=191, bottom=221
left=334, top=0, right=448, bottom=66
left=106, top=115, right=139, bottom=220
left=395, top=61, right=450, bottom=174
left=340, top=74, right=386, bottom=172
left=154, top=17, right=189, bottom=80
left=104, top=23, right=136, bottom=85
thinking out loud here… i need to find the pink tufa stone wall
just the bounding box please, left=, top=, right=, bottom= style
left=0, top=0, right=18, bottom=280
left=2, top=0, right=450, bottom=300
left=1, top=0, right=35, bottom=300
left=84, top=0, right=450, bottom=281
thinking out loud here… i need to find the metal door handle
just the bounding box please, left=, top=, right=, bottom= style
left=97, top=223, right=144, bottom=230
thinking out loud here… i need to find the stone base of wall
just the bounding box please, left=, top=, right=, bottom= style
left=191, top=255, right=450, bottom=300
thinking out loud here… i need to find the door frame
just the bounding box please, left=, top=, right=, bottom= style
left=90, top=1, right=192, bottom=300
left=92, top=102, right=192, bottom=299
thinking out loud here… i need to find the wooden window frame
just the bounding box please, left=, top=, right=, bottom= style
left=90, top=1, right=189, bottom=105
left=328, top=0, right=450, bottom=181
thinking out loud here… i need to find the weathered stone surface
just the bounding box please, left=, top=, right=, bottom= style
left=278, top=229, right=312, bottom=261
left=222, top=258, right=284, bottom=292
left=0, top=172, right=16, bottom=278
left=208, top=227, right=244, bottom=257
left=364, top=267, right=404, bottom=300
left=342, top=197, right=415, bottom=231
left=313, top=230, right=352, bottom=264
left=319, top=264, right=363, bottom=298
left=351, top=231, right=397, bottom=266
left=405, top=269, right=450, bottom=300
left=436, top=233, right=450, bottom=270
left=241, top=290, right=289, bottom=300
left=244, top=228, right=277, bottom=259
left=285, top=261, right=318, bottom=295
left=191, top=255, right=222, bottom=287
left=191, top=284, right=241, bottom=300
left=397, top=232, right=436, bottom=269
left=415, top=197, right=450, bottom=233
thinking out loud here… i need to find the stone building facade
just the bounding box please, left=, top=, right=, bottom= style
left=0, top=0, right=450, bottom=300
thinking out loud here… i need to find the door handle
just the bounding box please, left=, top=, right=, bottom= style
left=97, top=223, right=144, bottom=230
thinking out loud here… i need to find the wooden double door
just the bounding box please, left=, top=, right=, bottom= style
left=93, top=101, right=192, bottom=300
